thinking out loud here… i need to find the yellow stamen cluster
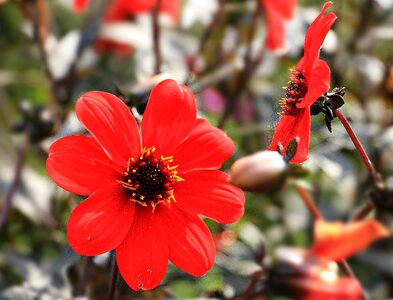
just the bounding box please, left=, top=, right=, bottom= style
left=117, top=147, right=184, bottom=211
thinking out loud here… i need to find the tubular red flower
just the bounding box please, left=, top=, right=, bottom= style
left=268, top=2, right=337, bottom=163
left=46, top=79, right=245, bottom=291
left=261, top=0, right=297, bottom=51
left=73, top=0, right=179, bottom=21
left=311, top=219, right=390, bottom=261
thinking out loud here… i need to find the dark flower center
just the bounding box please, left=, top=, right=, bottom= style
left=117, top=147, right=183, bottom=210
left=280, top=68, right=308, bottom=116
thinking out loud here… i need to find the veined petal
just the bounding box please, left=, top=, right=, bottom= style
left=76, top=91, right=141, bottom=168
left=116, top=206, right=168, bottom=291
left=46, top=136, right=121, bottom=196
left=173, top=119, right=235, bottom=174
left=303, top=2, right=337, bottom=76
left=175, top=170, right=245, bottom=224
left=160, top=205, right=215, bottom=276
left=67, top=183, right=135, bottom=256
left=297, top=60, right=331, bottom=108
left=268, top=108, right=310, bottom=163
left=311, top=219, right=390, bottom=261
left=142, top=80, right=197, bottom=156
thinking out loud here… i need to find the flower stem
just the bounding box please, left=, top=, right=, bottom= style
left=295, top=185, right=323, bottom=220
left=75, top=256, right=93, bottom=297
left=152, top=0, right=162, bottom=74
left=352, top=201, right=374, bottom=221
left=106, top=253, right=119, bottom=300
left=334, top=109, right=384, bottom=190
left=0, top=134, right=29, bottom=231
left=339, top=260, right=369, bottom=300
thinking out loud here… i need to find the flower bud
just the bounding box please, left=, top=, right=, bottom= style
left=229, top=150, right=287, bottom=193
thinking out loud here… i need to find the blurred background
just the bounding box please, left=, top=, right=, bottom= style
left=1, top=0, right=393, bottom=299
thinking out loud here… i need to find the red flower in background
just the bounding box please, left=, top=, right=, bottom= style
left=74, top=0, right=179, bottom=22
left=311, top=219, right=390, bottom=261
left=268, top=2, right=336, bottom=163
left=261, top=0, right=297, bottom=51
left=274, top=219, right=389, bottom=300
left=46, top=79, right=245, bottom=290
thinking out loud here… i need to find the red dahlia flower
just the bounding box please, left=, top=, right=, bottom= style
left=268, top=2, right=337, bottom=163
left=261, top=0, right=297, bottom=51
left=73, top=0, right=179, bottom=22
left=46, top=79, right=245, bottom=290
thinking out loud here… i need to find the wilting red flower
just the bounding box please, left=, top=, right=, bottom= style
left=273, top=219, right=389, bottom=299
left=73, top=0, right=89, bottom=13
left=46, top=79, right=245, bottom=290
left=268, top=2, right=337, bottom=163
left=261, top=0, right=297, bottom=51
left=74, top=0, right=179, bottom=22
left=311, top=219, right=390, bottom=261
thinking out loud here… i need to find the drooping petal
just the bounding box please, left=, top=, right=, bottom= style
left=311, top=219, right=390, bottom=261
left=76, top=91, right=141, bottom=167
left=67, top=183, right=135, bottom=256
left=175, top=170, right=244, bottom=224
left=46, top=136, right=121, bottom=196
left=268, top=108, right=310, bottom=164
left=262, top=0, right=297, bottom=51
left=116, top=206, right=168, bottom=291
left=73, top=0, right=89, bottom=13
left=123, top=0, right=156, bottom=13
left=303, top=2, right=337, bottom=76
left=290, top=107, right=310, bottom=164
left=160, top=205, right=215, bottom=276
left=142, top=79, right=197, bottom=156
left=285, top=276, right=363, bottom=300
left=297, top=59, right=331, bottom=108
left=172, top=119, right=235, bottom=174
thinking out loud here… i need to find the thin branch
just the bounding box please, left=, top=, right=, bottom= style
left=75, top=256, right=93, bottom=297
left=295, top=185, right=323, bottom=220
left=339, top=260, right=369, bottom=300
left=217, top=0, right=264, bottom=129
left=0, top=134, right=29, bottom=231
left=185, top=0, right=227, bottom=84
left=352, top=201, right=374, bottom=221
left=152, top=0, right=162, bottom=75
left=334, top=109, right=384, bottom=190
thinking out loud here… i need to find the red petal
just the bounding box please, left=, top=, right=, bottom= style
left=76, top=91, right=141, bottom=168
left=46, top=136, right=121, bottom=196
left=303, top=2, right=337, bottom=77
left=290, top=107, right=310, bottom=163
left=286, top=276, right=363, bottom=300
left=116, top=206, right=168, bottom=291
left=67, top=183, right=135, bottom=256
left=173, top=119, right=235, bottom=174
left=268, top=108, right=310, bottom=163
left=311, top=219, right=390, bottom=261
left=142, top=80, right=197, bottom=156
left=298, top=59, right=331, bottom=108
left=175, top=170, right=245, bottom=224
left=123, top=0, right=156, bottom=13
left=161, top=0, right=180, bottom=21
left=160, top=205, right=215, bottom=276
left=262, top=0, right=297, bottom=50
left=73, top=0, right=89, bottom=12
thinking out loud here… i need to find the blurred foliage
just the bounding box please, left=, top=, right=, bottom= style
left=1, top=0, right=393, bottom=299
